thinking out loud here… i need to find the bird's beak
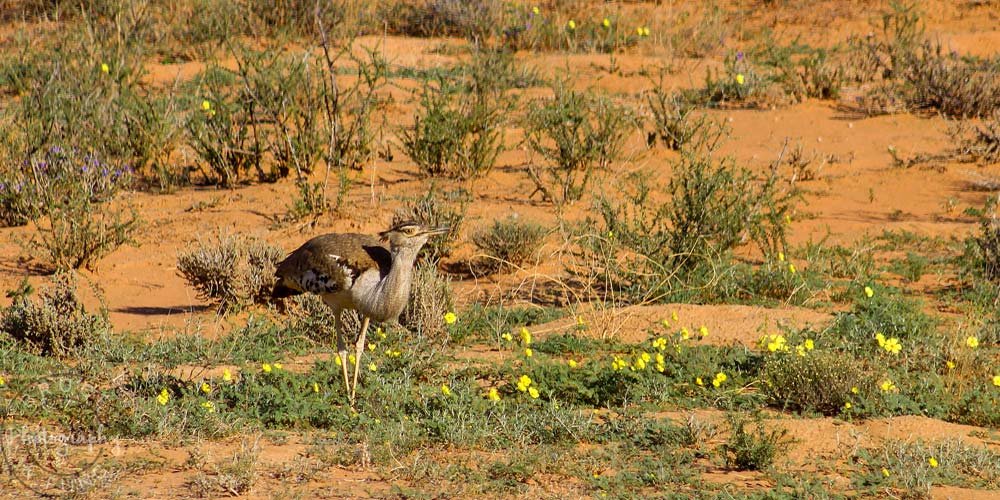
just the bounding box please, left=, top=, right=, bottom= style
left=425, top=226, right=449, bottom=236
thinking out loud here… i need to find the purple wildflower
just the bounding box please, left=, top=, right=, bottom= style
left=736, top=51, right=744, bottom=61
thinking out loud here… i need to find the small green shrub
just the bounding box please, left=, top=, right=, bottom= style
left=524, top=83, right=634, bottom=206
left=400, top=50, right=517, bottom=179
left=760, top=349, right=871, bottom=416
left=177, top=233, right=283, bottom=313
left=472, top=217, right=547, bottom=273
left=720, top=412, right=789, bottom=471
left=645, top=76, right=716, bottom=151
left=828, top=284, right=935, bottom=352
left=574, top=150, right=795, bottom=302
left=393, top=189, right=467, bottom=264
left=1, top=273, right=110, bottom=357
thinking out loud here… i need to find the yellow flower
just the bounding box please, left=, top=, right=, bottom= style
left=100, top=63, right=109, bottom=73
left=671, top=311, right=679, bottom=322
left=660, top=318, right=670, bottom=328
left=656, top=363, right=665, bottom=373
left=880, top=380, right=896, bottom=392
left=528, top=387, right=540, bottom=399
left=501, top=332, right=513, bottom=342
left=843, top=402, right=852, bottom=410
left=368, top=343, right=376, bottom=352
left=262, top=363, right=272, bottom=373
left=778, top=252, right=785, bottom=262
left=695, top=377, right=704, bottom=386
left=965, top=336, right=979, bottom=349
left=642, top=27, right=650, bottom=37
left=875, top=332, right=886, bottom=347
left=765, top=334, right=787, bottom=353
left=864, top=286, right=874, bottom=298
left=804, top=339, right=814, bottom=350
left=524, top=348, right=533, bottom=358
left=273, top=363, right=282, bottom=370
left=0, top=375, right=5, bottom=386
left=567, top=20, right=576, bottom=30
left=680, top=327, right=691, bottom=340
left=520, top=327, right=532, bottom=345
left=640, top=352, right=651, bottom=363
left=633, top=357, right=647, bottom=370
left=883, top=337, right=902, bottom=355
left=201, top=100, right=212, bottom=111
left=156, top=388, right=169, bottom=405
left=348, top=354, right=356, bottom=365
left=200, top=382, right=212, bottom=394
left=517, top=375, right=532, bottom=392
left=201, top=401, right=215, bottom=413
left=532, top=6, right=540, bottom=15
left=611, top=356, right=627, bottom=371
left=735, top=73, right=745, bottom=85
left=795, top=344, right=807, bottom=357
left=334, top=356, right=342, bottom=366
left=699, top=325, right=709, bottom=338
left=851, top=386, right=859, bottom=394
left=788, top=263, right=796, bottom=274
left=487, top=387, right=501, bottom=401
left=655, top=353, right=665, bottom=364
left=577, top=316, right=586, bottom=327
left=928, top=457, right=938, bottom=468
left=368, top=362, right=377, bottom=372
left=784, top=214, right=792, bottom=225
left=992, top=375, right=1000, bottom=387
left=712, top=372, right=727, bottom=387
left=602, top=18, right=611, bottom=28
left=313, top=382, right=319, bottom=393
left=652, top=337, right=667, bottom=350
left=568, top=359, right=578, bottom=368
left=377, top=327, right=386, bottom=339
left=441, top=384, right=452, bottom=396
left=881, top=467, right=890, bottom=477
left=222, top=368, right=233, bottom=382
left=946, top=361, right=955, bottom=370
left=444, top=312, right=457, bottom=324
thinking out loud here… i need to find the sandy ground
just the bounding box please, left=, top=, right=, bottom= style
left=2, top=0, right=999, bottom=497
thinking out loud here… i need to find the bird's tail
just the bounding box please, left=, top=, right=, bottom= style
left=271, top=278, right=302, bottom=299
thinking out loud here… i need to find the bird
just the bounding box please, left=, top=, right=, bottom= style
left=271, top=221, right=448, bottom=403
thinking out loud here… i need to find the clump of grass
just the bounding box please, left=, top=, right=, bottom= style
left=760, top=349, right=871, bottom=416
left=1, top=273, right=110, bottom=357
left=472, top=217, right=547, bottom=273
left=720, top=412, right=790, bottom=471
left=398, top=264, right=455, bottom=346
left=949, top=114, right=1000, bottom=165
left=177, top=233, right=283, bottom=313
left=393, top=189, right=467, bottom=264
left=855, top=439, right=1000, bottom=494
left=524, top=83, right=634, bottom=206
left=191, top=437, right=261, bottom=496
left=690, top=51, right=787, bottom=109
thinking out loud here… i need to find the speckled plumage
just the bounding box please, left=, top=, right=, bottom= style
left=271, top=221, right=448, bottom=403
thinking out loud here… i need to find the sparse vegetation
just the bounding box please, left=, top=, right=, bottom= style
left=1, top=1, right=999, bottom=498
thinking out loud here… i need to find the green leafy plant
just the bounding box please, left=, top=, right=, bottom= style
left=524, top=83, right=634, bottom=206
left=720, top=412, right=790, bottom=471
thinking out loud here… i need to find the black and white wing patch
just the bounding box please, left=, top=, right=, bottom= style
left=296, top=254, right=356, bottom=294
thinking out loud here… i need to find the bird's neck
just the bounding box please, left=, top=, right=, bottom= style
left=379, top=245, right=420, bottom=319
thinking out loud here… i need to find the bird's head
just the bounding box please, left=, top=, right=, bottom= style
left=379, top=220, right=449, bottom=252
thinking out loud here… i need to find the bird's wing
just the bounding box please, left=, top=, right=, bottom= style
left=275, top=233, right=391, bottom=295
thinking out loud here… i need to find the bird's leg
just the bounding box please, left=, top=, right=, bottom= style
left=350, top=316, right=370, bottom=401
left=334, top=310, right=350, bottom=398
